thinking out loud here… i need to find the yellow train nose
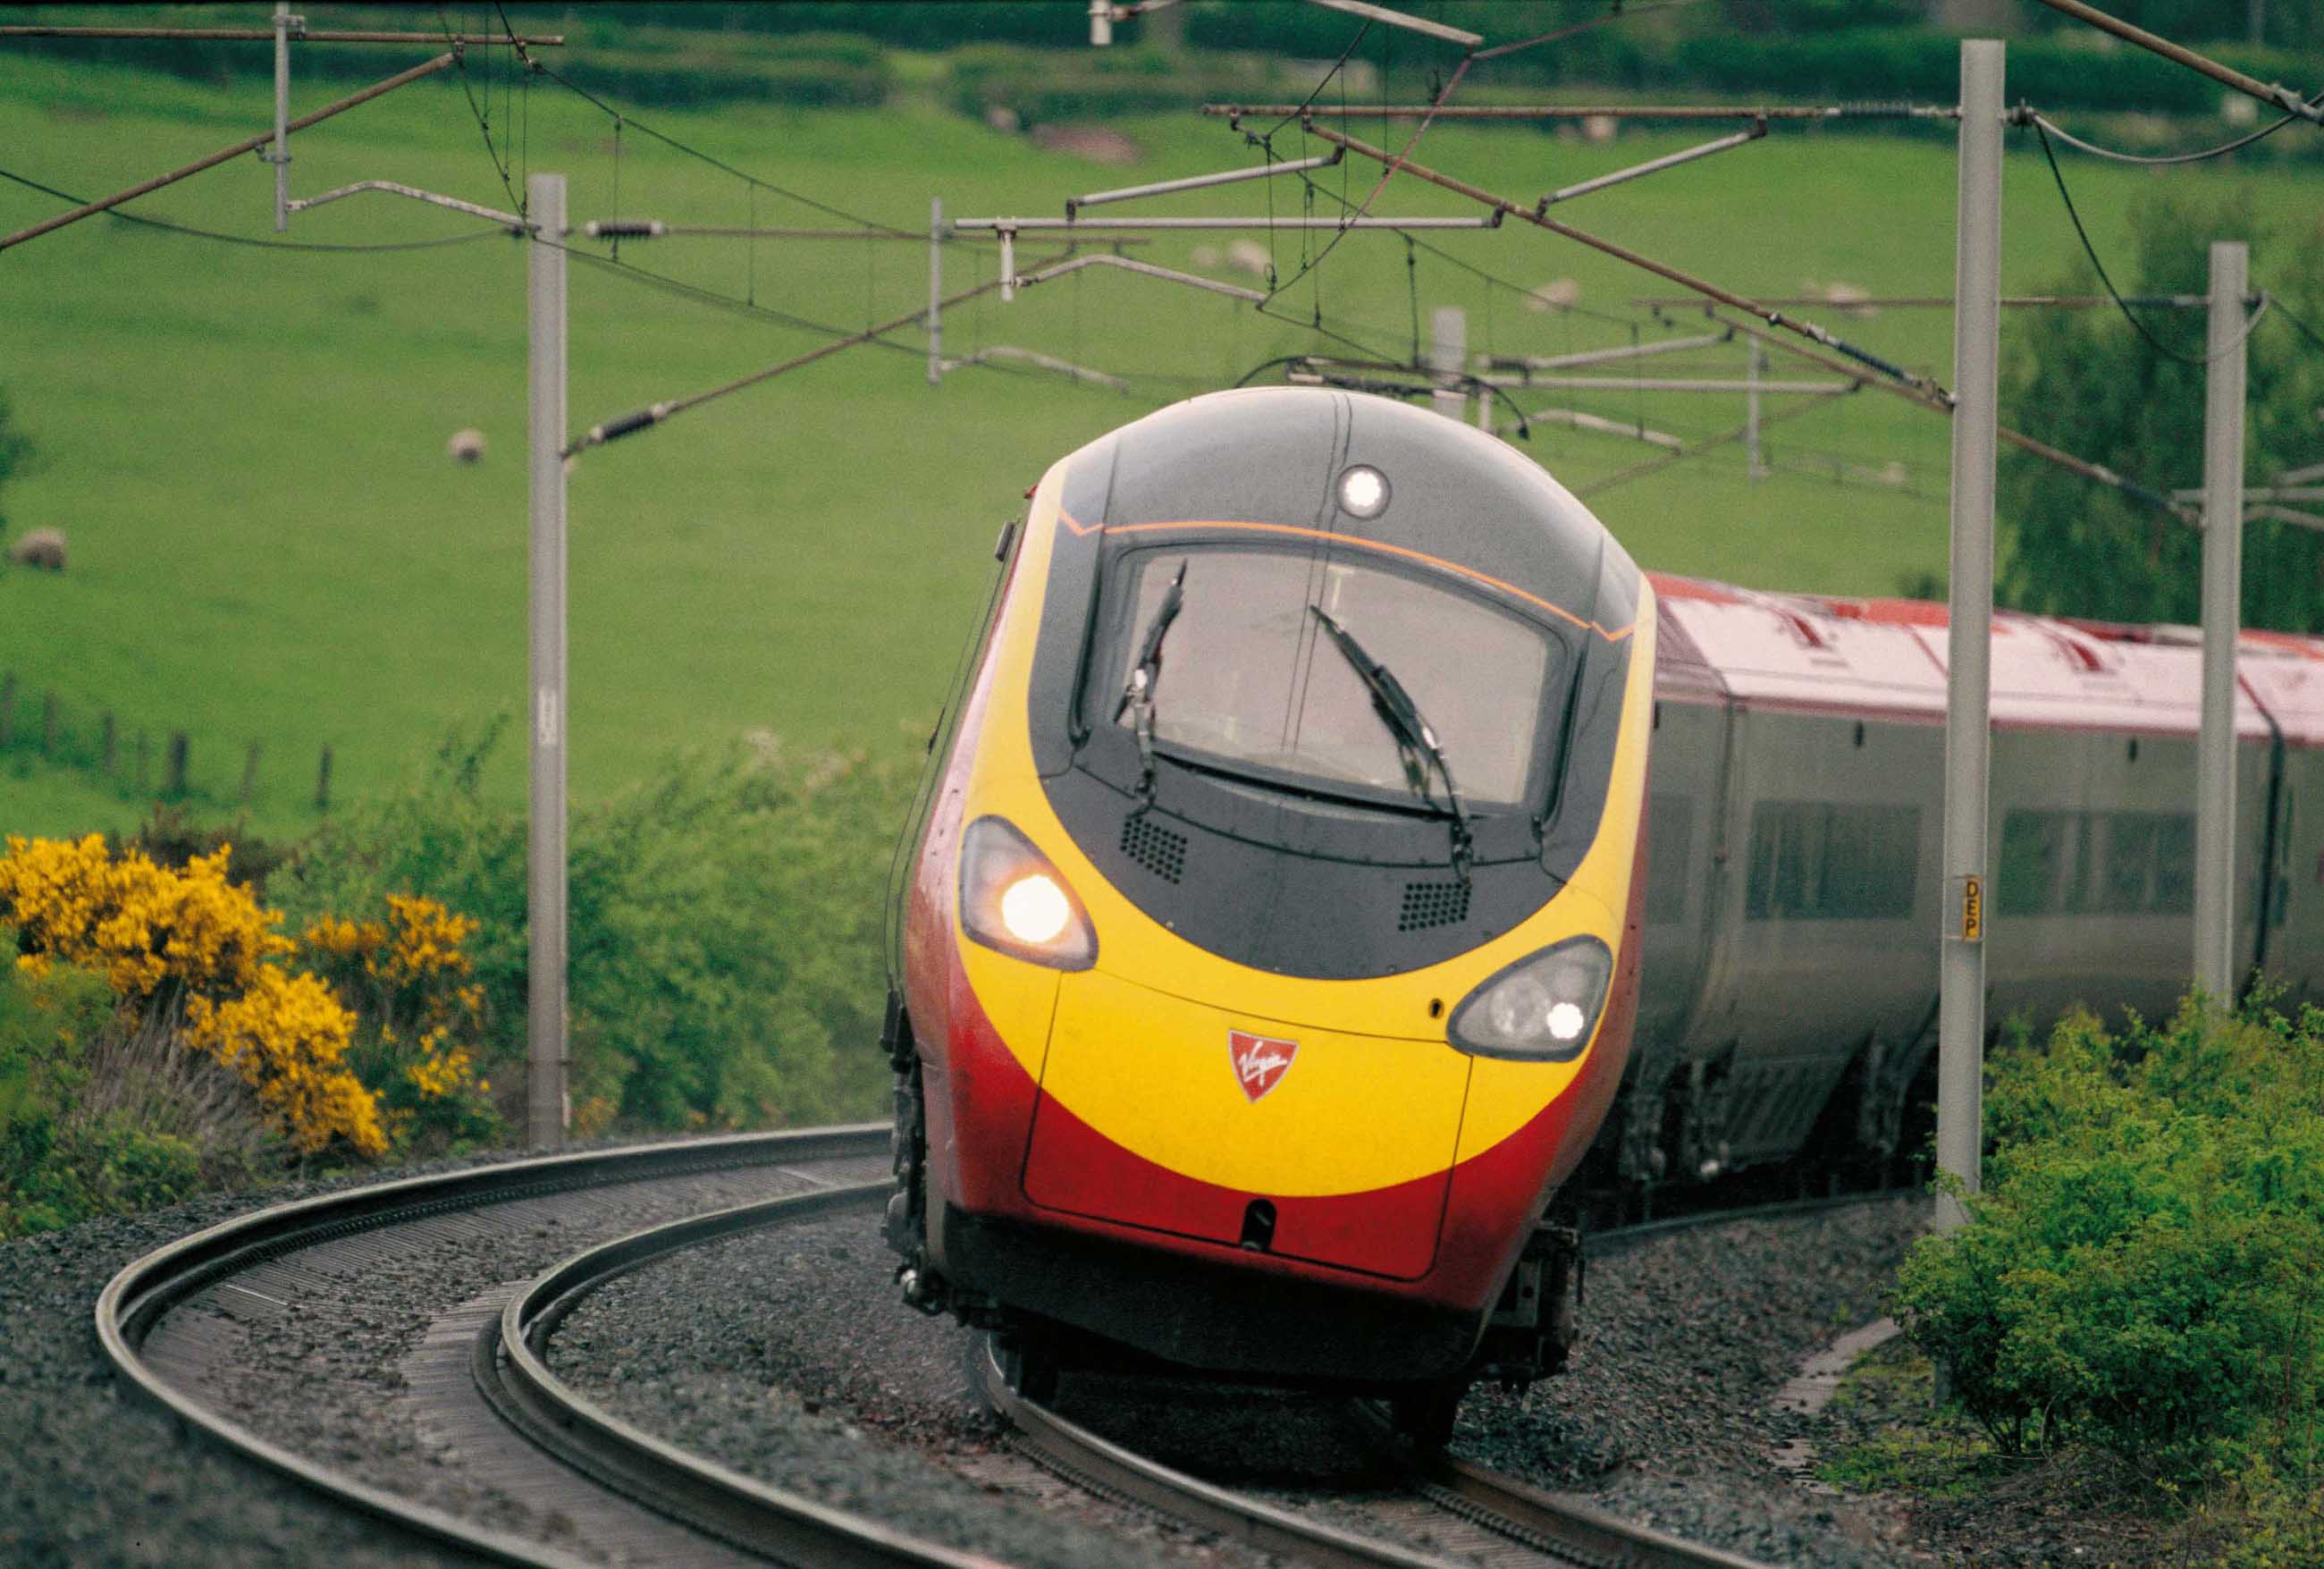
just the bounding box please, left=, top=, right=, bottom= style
left=1022, top=967, right=1471, bottom=1278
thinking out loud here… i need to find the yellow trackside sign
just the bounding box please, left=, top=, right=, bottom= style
left=1953, top=874, right=1984, bottom=942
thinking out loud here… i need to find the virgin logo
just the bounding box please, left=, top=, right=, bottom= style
left=1227, top=1030, right=1299, bottom=1102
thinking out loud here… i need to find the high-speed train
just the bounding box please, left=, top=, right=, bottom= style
left=884, top=387, right=1654, bottom=1443
left=881, top=384, right=2324, bottom=1443
left=1619, top=574, right=2324, bottom=1192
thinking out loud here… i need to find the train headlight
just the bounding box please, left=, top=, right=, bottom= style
left=1447, top=936, right=1612, bottom=1060
left=959, top=816, right=1097, bottom=970
left=1337, top=464, right=1390, bottom=519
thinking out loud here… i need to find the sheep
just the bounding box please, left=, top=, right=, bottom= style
left=6, top=527, right=65, bottom=571
left=447, top=428, right=486, bottom=464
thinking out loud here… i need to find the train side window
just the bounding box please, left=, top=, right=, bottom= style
left=2062, top=813, right=2098, bottom=915
left=2101, top=814, right=2159, bottom=914
left=1644, top=795, right=1693, bottom=926
left=2152, top=814, right=2196, bottom=915
left=1998, top=810, right=2060, bottom=916
left=1746, top=801, right=1919, bottom=921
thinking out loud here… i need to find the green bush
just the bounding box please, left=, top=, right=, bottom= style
left=0, top=949, right=263, bottom=1235
left=1895, top=996, right=2324, bottom=1488
left=269, top=724, right=911, bottom=1139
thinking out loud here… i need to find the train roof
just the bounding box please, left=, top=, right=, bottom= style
left=1648, top=571, right=2324, bottom=746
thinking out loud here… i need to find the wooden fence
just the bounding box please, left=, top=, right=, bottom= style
left=0, top=671, right=336, bottom=812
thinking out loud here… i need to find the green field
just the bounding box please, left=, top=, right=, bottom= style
left=3, top=41, right=2315, bottom=839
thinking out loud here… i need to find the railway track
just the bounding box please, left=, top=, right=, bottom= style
left=973, top=1322, right=1775, bottom=1569
left=98, top=1126, right=1883, bottom=1567
left=96, top=1124, right=994, bottom=1568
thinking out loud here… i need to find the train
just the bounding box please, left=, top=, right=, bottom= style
left=881, top=385, right=2324, bottom=1446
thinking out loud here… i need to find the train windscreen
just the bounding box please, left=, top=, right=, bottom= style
left=1103, top=546, right=1560, bottom=809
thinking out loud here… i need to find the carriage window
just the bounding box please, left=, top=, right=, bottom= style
left=1103, top=547, right=1562, bottom=808
left=1745, top=802, right=1918, bottom=921
left=1644, top=795, right=1693, bottom=925
left=1995, top=808, right=2194, bottom=917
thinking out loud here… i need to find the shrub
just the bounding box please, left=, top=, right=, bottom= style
left=270, top=725, right=910, bottom=1139
left=304, top=893, right=501, bottom=1156
left=0, top=835, right=385, bottom=1161
left=1895, top=996, right=2324, bottom=1489
left=0, top=948, right=270, bottom=1235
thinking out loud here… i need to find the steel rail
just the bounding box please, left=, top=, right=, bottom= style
left=491, top=1182, right=998, bottom=1568
left=971, top=1340, right=1469, bottom=1568
left=962, top=1190, right=1908, bottom=1569
left=96, top=1124, right=888, bottom=1568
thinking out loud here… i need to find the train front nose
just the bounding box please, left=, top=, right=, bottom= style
left=1020, top=968, right=1469, bottom=1279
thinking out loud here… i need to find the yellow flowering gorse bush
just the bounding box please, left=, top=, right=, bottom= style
left=186, top=969, right=386, bottom=1157
left=301, top=893, right=495, bottom=1147
left=0, top=835, right=289, bottom=998
left=0, top=835, right=383, bottom=1159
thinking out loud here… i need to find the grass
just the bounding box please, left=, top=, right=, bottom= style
left=2, top=39, right=2317, bottom=838
left=1818, top=1337, right=2006, bottom=1499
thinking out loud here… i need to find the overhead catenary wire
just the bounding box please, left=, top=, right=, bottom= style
left=0, top=23, right=560, bottom=43
left=1211, top=101, right=1955, bottom=121
left=2030, top=118, right=2273, bottom=367
left=2025, top=101, right=2318, bottom=165
left=1303, top=122, right=1949, bottom=402
left=1574, top=386, right=1859, bottom=496
left=1471, top=0, right=1712, bottom=62
left=526, top=59, right=914, bottom=238
left=2274, top=299, right=2324, bottom=355
left=442, top=7, right=522, bottom=218
left=0, top=50, right=459, bottom=252
left=2028, top=0, right=2324, bottom=124
left=1697, top=305, right=2193, bottom=519
left=0, top=164, right=511, bottom=251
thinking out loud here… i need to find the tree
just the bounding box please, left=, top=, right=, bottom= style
left=1998, top=191, right=2324, bottom=634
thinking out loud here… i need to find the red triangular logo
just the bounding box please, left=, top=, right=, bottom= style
left=1227, top=1030, right=1299, bottom=1102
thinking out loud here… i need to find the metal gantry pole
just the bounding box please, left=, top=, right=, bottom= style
left=927, top=197, right=943, bottom=387
left=527, top=173, right=569, bottom=1150
left=1936, top=39, right=2003, bottom=1234
left=2194, top=240, right=2250, bottom=998
left=1428, top=307, right=1467, bottom=422
left=270, top=2, right=290, bottom=230
left=1746, top=339, right=1767, bottom=480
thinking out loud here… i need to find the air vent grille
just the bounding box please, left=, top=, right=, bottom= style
left=1398, top=880, right=1470, bottom=932
left=1119, top=815, right=1187, bottom=884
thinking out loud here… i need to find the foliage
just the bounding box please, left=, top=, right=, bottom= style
left=1999, top=191, right=2324, bottom=633
left=269, top=725, right=910, bottom=1138
left=0, top=834, right=384, bottom=1158
left=123, top=801, right=292, bottom=893
left=304, top=893, right=500, bottom=1155
left=0, top=948, right=270, bottom=1236
left=1894, top=995, right=2324, bottom=1489
left=0, top=834, right=286, bottom=1001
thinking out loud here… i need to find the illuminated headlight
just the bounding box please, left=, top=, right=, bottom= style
left=1447, top=936, right=1613, bottom=1060
left=1337, top=464, right=1390, bottom=519
left=959, top=816, right=1097, bottom=970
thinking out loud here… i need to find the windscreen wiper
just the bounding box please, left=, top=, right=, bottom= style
left=1116, top=560, right=1188, bottom=806
left=1307, top=605, right=1475, bottom=878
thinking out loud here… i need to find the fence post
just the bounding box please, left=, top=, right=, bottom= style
left=165, top=731, right=189, bottom=797
left=136, top=730, right=150, bottom=793
left=100, top=713, right=116, bottom=775
left=0, top=671, right=13, bottom=748
left=41, top=691, right=56, bottom=756
left=316, top=744, right=333, bottom=812
left=239, top=739, right=263, bottom=806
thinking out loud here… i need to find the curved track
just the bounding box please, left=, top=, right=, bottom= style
left=100, top=1130, right=1889, bottom=1568
left=96, top=1125, right=993, bottom=1569
left=973, top=1342, right=1772, bottom=1569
